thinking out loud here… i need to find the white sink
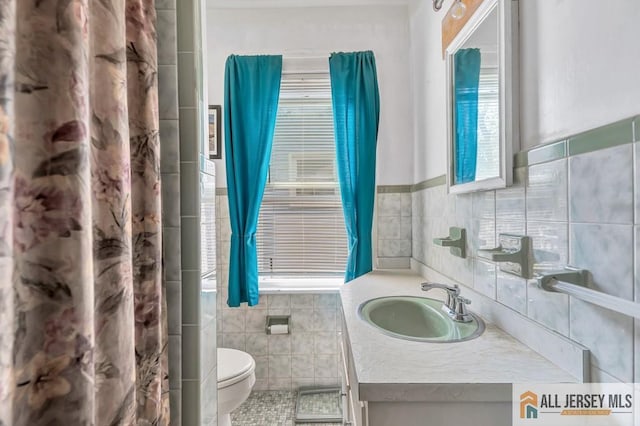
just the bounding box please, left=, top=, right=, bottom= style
left=358, top=296, right=485, bottom=343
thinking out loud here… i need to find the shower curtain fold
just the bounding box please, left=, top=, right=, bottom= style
left=0, top=0, right=16, bottom=424
left=0, top=0, right=169, bottom=424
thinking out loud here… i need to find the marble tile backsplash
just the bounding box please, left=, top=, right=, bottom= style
left=211, top=137, right=639, bottom=388
left=215, top=195, right=341, bottom=391
left=377, top=192, right=412, bottom=265
left=411, top=140, right=640, bottom=384
left=569, top=144, right=633, bottom=224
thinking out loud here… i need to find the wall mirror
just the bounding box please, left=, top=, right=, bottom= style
left=445, top=0, right=519, bottom=193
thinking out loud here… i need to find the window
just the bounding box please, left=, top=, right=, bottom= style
left=256, top=73, right=348, bottom=278
left=474, top=67, right=500, bottom=181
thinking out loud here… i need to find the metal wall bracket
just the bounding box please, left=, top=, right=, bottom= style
left=433, top=227, right=466, bottom=258
left=537, top=267, right=592, bottom=292
left=477, top=234, right=533, bottom=278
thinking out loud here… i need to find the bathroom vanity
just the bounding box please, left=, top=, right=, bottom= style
left=339, top=270, right=580, bottom=426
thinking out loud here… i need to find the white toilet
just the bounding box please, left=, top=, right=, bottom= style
left=217, top=348, right=256, bottom=426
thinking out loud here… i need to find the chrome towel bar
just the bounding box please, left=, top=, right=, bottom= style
left=537, top=267, right=640, bottom=320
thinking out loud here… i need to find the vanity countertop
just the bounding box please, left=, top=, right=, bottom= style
left=339, top=269, right=578, bottom=402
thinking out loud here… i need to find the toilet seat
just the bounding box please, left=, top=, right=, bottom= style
left=217, top=348, right=256, bottom=389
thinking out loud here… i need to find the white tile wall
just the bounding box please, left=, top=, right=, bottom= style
left=201, top=291, right=217, bottom=426
left=213, top=136, right=640, bottom=389
left=526, top=159, right=568, bottom=222
left=215, top=195, right=341, bottom=391
left=569, top=300, right=634, bottom=382
left=569, top=144, right=633, bottom=224
left=411, top=140, right=640, bottom=383
left=377, top=192, right=412, bottom=261
left=496, top=271, right=527, bottom=315
left=156, top=0, right=183, bottom=422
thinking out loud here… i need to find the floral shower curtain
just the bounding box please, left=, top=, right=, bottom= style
left=0, top=0, right=169, bottom=425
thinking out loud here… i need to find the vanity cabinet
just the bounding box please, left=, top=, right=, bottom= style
left=337, top=270, right=582, bottom=426
left=340, top=329, right=368, bottom=426
left=340, top=321, right=512, bottom=426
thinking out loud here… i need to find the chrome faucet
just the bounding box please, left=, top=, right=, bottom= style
left=420, top=282, right=473, bottom=323
left=421, top=282, right=459, bottom=310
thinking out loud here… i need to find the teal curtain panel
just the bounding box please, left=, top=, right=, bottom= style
left=454, top=48, right=481, bottom=184
left=329, top=51, right=380, bottom=283
left=224, top=55, right=283, bottom=306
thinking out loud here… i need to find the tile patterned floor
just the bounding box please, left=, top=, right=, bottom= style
left=230, top=390, right=342, bottom=426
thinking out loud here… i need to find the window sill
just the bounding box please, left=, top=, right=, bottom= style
left=259, top=276, right=343, bottom=294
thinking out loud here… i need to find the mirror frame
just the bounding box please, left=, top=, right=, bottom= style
left=445, top=0, right=519, bottom=194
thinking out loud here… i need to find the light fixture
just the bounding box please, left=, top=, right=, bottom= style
left=450, top=0, right=467, bottom=19
left=432, top=0, right=444, bottom=11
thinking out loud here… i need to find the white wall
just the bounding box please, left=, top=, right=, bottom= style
left=519, top=0, right=640, bottom=149
left=207, top=5, right=414, bottom=187
left=411, top=0, right=640, bottom=183
left=409, top=0, right=449, bottom=184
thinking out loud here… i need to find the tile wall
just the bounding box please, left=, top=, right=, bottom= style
left=411, top=117, right=640, bottom=384
left=212, top=117, right=640, bottom=395
left=376, top=189, right=412, bottom=268
left=216, top=194, right=342, bottom=391
left=155, top=0, right=182, bottom=424
left=201, top=287, right=217, bottom=426
left=177, top=0, right=214, bottom=424
left=201, top=162, right=217, bottom=426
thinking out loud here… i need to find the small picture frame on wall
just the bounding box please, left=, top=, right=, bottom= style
left=208, top=105, right=222, bottom=159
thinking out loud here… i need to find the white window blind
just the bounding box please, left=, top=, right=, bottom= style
left=475, top=68, right=500, bottom=181
left=256, top=73, right=348, bottom=276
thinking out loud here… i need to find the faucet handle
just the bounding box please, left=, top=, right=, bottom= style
left=445, top=288, right=461, bottom=310
left=453, top=296, right=473, bottom=322
left=455, top=296, right=471, bottom=305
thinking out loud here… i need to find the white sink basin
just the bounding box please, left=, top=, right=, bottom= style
left=358, top=296, right=485, bottom=343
